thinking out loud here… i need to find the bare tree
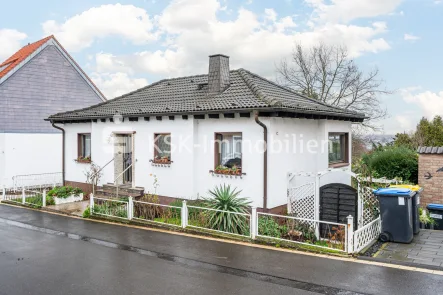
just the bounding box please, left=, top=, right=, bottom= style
left=276, top=44, right=393, bottom=130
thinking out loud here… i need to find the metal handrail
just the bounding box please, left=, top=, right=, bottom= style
left=91, top=153, right=121, bottom=195
left=114, top=159, right=137, bottom=199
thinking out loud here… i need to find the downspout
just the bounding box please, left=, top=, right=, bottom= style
left=50, top=120, right=65, bottom=186
left=254, top=112, right=268, bottom=210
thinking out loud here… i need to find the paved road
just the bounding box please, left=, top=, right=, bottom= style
left=0, top=205, right=442, bottom=295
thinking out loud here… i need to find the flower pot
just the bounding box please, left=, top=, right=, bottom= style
left=54, top=193, right=84, bottom=205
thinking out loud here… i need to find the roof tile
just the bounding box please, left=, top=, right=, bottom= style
left=49, top=68, right=366, bottom=121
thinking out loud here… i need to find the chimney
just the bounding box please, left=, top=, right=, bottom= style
left=208, top=54, right=230, bottom=94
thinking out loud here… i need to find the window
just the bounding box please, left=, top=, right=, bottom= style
left=78, top=134, right=91, bottom=162
left=328, top=133, right=349, bottom=166
left=214, top=133, right=242, bottom=173
left=154, top=133, right=171, bottom=163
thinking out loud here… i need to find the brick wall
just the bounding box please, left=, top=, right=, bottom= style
left=418, top=154, right=443, bottom=206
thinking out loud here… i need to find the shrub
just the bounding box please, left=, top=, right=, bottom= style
left=47, top=186, right=83, bottom=199
left=362, top=146, right=418, bottom=184
left=83, top=207, right=91, bottom=218
left=203, top=184, right=251, bottom=235
left=258, top=216, right=281, bottom=238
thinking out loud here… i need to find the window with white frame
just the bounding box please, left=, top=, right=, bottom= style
left=215, top=133, right=242, bottom=170
left=78, top=133, right=91, bottom=161
left=328, top=133, right=349, bottom=166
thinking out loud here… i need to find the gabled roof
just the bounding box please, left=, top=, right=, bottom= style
left=0, top=36, right=52, bottom=79
left=0, top=35, right=106, bottom=101
left=417, top=146, right=443, bottom=154
left=48, top=68, right=365, bottom=122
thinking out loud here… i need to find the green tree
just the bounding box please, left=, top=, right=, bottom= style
left=393, top=116, right=443, bottom=149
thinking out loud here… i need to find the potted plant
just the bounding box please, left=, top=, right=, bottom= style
left=48, top=186, right=84, bottom=205
left=419, top=207, right=437, bottom=229
left=215, top=165, right=225, bottom=174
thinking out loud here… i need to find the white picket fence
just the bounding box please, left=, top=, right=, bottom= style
left=2, top=187, right=48, bottom=207
left=89, top=195, right=358, bottom=253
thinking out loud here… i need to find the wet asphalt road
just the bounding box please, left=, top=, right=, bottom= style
left=0, top=205, right=442, bottom=295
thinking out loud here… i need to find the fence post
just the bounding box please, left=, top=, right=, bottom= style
left=347, top=215, right=354, bottom=254
left=182, top=200, right=187, bottom=228
left=22, top=187, right=25, bottom=204
left=1, top=185, right=5, bottom=202
left=90, top=193, right=94, bottom=214
left=42, top=189, right=46, bottom=207
left=128, top=197, right=133, bottom=220
left=314, top=174, right=320, bottom=239
left=251, top=207, right=257, bottom=239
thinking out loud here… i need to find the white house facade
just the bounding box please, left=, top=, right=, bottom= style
left=49, top=55, right=363, bottom=210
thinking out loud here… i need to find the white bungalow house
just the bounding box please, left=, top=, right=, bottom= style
left=0, top=36, right=106, bottom=188
left=47, top=54, right=364, bottom=211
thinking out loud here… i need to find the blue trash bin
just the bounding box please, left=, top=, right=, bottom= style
left=373, top=188, right=416, bottom=243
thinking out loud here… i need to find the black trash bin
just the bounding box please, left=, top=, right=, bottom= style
left=391, top=185, right=423, bottom=235
left=427, top=204, right=443, bottom=230
left=373, top=188, right=415, bottom=243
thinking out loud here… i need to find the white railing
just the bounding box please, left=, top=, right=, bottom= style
left=256, top=212, right=350, bottom=253
left=90, top=196, right=129, bottom=220
left=187, top=205, right=251, bottom=238
left=132, top=200, right=182, bottom=227
left=2, top=187, right=48, bottom=207
left=13, top=172, right=62, bottom=191
left=2, top=187, right=23, bottom=204
left=85, top=195, right=358, bottom=253
left=353, top=217, right=382, bottom=253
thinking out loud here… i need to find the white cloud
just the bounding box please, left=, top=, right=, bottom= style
left=42, top=4, right=157, bottom=52
left=0, top=29, right=27, bottom=61
left=94, top=1, right=390, bottom=79
left=306, top=0, right=402, bottom=24
left=157, top=0, right=221, bottom=34
left=91, top=72, right=148, bottom=99
left=404, top=33, right=420, bottom=42
left=395, top=114, right=415, bottom=132
left=401, top=87, right=443, bottom=119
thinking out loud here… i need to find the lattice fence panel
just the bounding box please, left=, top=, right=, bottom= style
left=288, top=182, right=316, bottom=220
left=360, top=186, right=380, bottom=227
left=354, top=217, right=382, bottom=253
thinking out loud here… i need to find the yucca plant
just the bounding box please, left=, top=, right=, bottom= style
left=204, top=184, right=251, bottom=235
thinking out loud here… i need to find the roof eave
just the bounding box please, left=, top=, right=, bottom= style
left=47, top=106, right=365, bottom=123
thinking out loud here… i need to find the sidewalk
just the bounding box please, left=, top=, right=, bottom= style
left=375, top=230, right=443, bottom=268
left=0, top=204, right=442, bottom=295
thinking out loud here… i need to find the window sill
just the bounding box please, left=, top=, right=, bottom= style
left=209, top=170, right=246, bottom=179
left=328, top=162, right=350, bottom=168
left=75, top=159, right=92, bottom=164
left=150, top=159, right=173, bottom=167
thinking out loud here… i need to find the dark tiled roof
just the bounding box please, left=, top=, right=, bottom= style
left=48, top=69, right=365, bottom=121
left=417, top=146, right=443, bottom=154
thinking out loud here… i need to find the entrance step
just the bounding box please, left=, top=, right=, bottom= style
left=96, top=184, right=144, bottom=199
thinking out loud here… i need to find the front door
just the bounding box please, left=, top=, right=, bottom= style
left=122, top=135, right=132, bottom=184
left=114, top=134, right=133, bottom=185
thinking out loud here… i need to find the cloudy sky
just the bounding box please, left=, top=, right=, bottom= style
left=0, top=0, right=441, bottom=134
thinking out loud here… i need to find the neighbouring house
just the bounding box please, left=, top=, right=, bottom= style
left=418, top=146, right=443, bottom=206
left=0, top=36, right=106, bottom=187
left=47, top=54, right=365, bottom=210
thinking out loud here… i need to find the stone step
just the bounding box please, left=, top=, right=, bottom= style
left=95, top=189, right=143, bottom=199
left=101, top=184, right=144, bottom=195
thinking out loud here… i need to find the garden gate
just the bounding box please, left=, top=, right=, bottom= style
left=287, top=168, right=400, bottom=253
left=319, top=183, right=358, bottom=229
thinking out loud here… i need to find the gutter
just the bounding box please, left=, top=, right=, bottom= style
left=50, top=120, right=65, bottom=186
left=254, top=112, right=268, bottom=210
